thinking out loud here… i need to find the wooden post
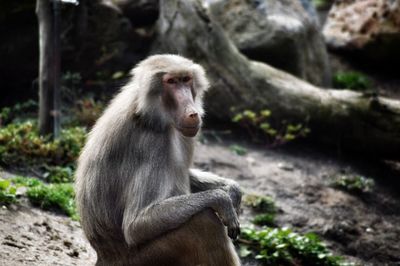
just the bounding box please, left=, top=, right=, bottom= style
left=36, top=0, right=61, bottom=138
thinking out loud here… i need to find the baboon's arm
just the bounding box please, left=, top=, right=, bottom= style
left=189, top=168, right=242, bottom=213
left=123, top=188, right=239, bottom=247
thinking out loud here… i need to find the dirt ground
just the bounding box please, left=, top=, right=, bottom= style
left=1, top=136, right=400, bottom=265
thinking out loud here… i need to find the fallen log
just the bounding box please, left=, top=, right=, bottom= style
left=151, top=0, right=400, bottom=158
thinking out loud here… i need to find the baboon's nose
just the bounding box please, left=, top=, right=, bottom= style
left=189, top=112, right=198, bottom=119
left=183, top=112, right=200, bottom=128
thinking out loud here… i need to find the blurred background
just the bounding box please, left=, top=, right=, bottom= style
left=0, top=0, right=399, bottom=265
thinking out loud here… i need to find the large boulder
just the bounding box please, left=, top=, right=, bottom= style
left=323, top=0, right=400, bottom=65
left=207, top=0, right=332, bottom=87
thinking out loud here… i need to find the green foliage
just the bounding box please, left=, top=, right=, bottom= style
left=12, top=176, right=42, bottom=187
left=0, top=178, right=17, bottom=205
left=232, top=109, right=310, bottom=146
left=333, top=72, right=371, bottom=91
left=43, top=166, right=74, bottom=183
left=312, top=0, right=331, bottom=9
left=243, top=194, right=276, bottom=214
left=26, top=182, right=78, bottom=220
left=11, top=176, right=78, bottom=220
left=62, top=71, right=82, bottom=90
left=0, top=121, right=86, bottom=167
left=333, top=175, right=374, bottom=193
left=229, top=144, right=247, bottom=156
left=0, top=100, right=37, bottom=125
left=3, top=177, right=78, bottom=219
left=253, top=214, right=275, bottom=227
left=239, top=226, right=352, bottom=266
left=71, top=97, right=105, bottom=127
left=111, top=71, right=127, bottom=80
left=244, top=194, right=277, bottom=226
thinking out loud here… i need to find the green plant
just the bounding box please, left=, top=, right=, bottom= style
left=72, top=97, right=105, bottom=127
left=312, top=0, right=331, bottom=9
left=333, top=174, right=374, bottom=193
left=253, top=214, right=275, bottom=226
left=243, top=194, right=276, bottom=214
left=229, top=144, right=247, bottom=156
left=62, top=71, right=82, bottom=90
left=0, top=176, right=78, bottom=219
left=0, top=121, right=86, bottom=167
left=244, top=194, right=277, bottom=227
left=0, top=178, right=17, bottom=205
left=239, top=226, right=353, bottom=266
left=333, top=71, right=371, bottom=91
left=24, top=180, right=78, bottom=220
left=43, top=166, right=74, bottom=183
left=12, top=176, right=42, bottom=187
left=111, top=71, right=127, bottom=80
left=232, top=109, right=310, bottom=146
left=0, top=100, right=37, bottom=125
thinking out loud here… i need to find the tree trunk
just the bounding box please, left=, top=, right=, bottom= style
left=152, top=0, right=400, bottom=159
left=36, top=0, right=61, bottom=138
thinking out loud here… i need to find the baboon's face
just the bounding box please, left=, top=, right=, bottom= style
left=161, top=72, right=200, bottom=137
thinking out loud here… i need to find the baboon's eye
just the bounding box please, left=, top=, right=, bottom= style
left=167, top=78, right=175, bottom=84
left=182, top=76, right=191, bottom=83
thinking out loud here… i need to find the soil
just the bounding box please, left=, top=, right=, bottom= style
left=1, top=136, right=400, bottom=266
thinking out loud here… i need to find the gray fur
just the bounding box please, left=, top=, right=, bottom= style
left=75, top=54, right=241, bottom=265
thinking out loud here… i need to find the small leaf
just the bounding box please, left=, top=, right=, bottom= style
left=239, top=245, right=252, bottom=257
left=112, top=71, right=125, bottom=79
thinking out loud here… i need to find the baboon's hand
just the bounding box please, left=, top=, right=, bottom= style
left=213, top=189, right=241, bottom=240
left=226, top=183, right=242, bottom=215
left=227, top=214, right=240, bottom=240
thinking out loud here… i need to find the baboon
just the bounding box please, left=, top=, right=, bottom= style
left=75, top=54, right=242, bottom=266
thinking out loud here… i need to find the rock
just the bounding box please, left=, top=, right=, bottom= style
left=277, top=162, right=295, bottom=171
left=323, top=0, right=400, bottom=65
left=207, top=0, right=332, bottom=86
